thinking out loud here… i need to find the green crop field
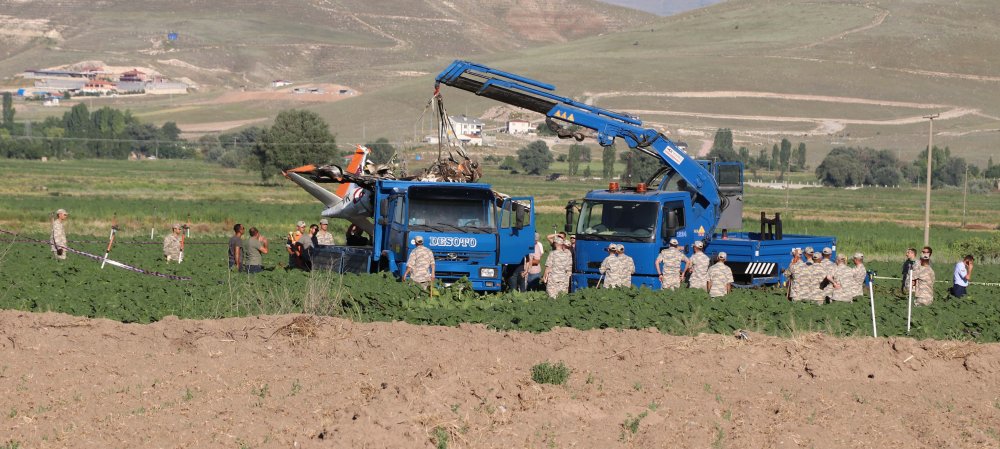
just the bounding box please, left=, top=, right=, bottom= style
left=1, top=159, right=998, bottom=343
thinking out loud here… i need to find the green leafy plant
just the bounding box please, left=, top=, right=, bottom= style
left=531, top=361, right=570, bottom=385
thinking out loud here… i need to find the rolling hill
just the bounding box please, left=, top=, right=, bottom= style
left=2, top=0, right=998, bottom=166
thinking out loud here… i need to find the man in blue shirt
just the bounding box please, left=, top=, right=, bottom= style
left=951, top=255, right=973, bottom=298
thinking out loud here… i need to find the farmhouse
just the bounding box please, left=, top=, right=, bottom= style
left=506, top=120, right=532, bottom=134
left=81, top=79, right=116, bottom=94
left=119, top=69, right=147, bottom=83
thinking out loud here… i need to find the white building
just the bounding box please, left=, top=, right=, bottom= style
left=506, top=120, right=532, bottom=134
left=449, top=115, right=484, bottom=138
left=271, top=80, right=293, bottom=88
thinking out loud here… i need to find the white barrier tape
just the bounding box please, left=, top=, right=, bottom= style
left=873, top=275, right=1000, bottom=287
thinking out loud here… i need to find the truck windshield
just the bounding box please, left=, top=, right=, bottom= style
left=408, top=198, right=495, bottom=233
left=577, top=200, right=658, bottom=241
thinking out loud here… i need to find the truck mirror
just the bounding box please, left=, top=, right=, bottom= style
left=666, top=210, right=678, bottom=237
left=515, top=204, right=526, bottom=228
left=378, top=198, right=389, bottom=225
left=564, top=201, right=575, bottom=233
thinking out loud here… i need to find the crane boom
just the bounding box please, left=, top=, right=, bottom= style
left=435, top=60, right=721, bottom=235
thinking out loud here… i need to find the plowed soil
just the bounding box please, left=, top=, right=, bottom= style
left=2, top=311, right=999, bottom=448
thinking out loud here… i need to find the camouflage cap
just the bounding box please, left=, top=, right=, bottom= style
left=172, top=223, right=181, bottom=229
left=791, top=247, right=801, bottom=255
left=804, top=246, right=814, bottom=254
left=812, top=251, right=822, bottom=260
left=296, top=220, right=306, bottom=228
left=669, top=238, right=679, bottom=246
left=717, top=252, right=727, bottom=260
left=319, top=218, right=329, bottom=225
left=853, top=252, right=864, bottom=260
left=694, top=241, right=705, bottom=248
left=56, top=208, right=68, bottom=215
left=414, top=235, right=424, bottom=244
left=822, top=247, right=832, bottom=255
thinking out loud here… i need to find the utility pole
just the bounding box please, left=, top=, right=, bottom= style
left=922, top=113, right=939, bottom=246
left=961, top=164, right=969, bottom=228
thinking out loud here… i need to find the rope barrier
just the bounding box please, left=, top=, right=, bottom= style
left=0, top=228, right=191, bottom=281
left=873, top=275, right=999, bottom=287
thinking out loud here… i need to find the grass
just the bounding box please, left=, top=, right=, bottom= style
left=530, top=361, right=569, bottom=386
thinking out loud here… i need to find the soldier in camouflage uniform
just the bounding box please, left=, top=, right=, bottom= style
left=687, top=241, right=710, bottom=291
left=784, top=248, right=805, bottom=301
left=543, top=237, right=573, bottom=298
left=50, top=208, right=69, bottom=260
left=800, top=251, right=827, bottom=303
left=828, top=255, right=856, bottom=302
left=912, top=254, right=935, bottom=306
left=404, top=235, right=435, bottom=290
left=707, top=252, right=735, bottom=298
left=820, top=247, right=836, bottom=297
left=599, top=244, right=634, bottom=288
left=655, top=238, right=689, bottom=290
left=163, top=223, right=183, bottom=262
left=315, top=218, right=335, bottom=246
left=850, top=253, right=867, bottom=298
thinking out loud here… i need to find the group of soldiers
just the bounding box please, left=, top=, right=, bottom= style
left=785, top=247, right=868, bottom=304
left=655, top=239, right=734, bottom=298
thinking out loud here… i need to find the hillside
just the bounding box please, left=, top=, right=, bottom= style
left=0, top=0, right=652, bottom=89
left=3, top=0, right=999, bottom=166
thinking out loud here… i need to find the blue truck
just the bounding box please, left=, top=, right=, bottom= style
left=286, top=169, right=536, bottom=292
left=435, top=60, right=836, bottom=289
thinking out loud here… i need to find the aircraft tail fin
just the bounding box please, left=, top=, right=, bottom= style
left=284, top=172, right=342, bottom=208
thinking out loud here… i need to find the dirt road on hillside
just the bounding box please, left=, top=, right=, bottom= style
left=2, top=311, right=999, bottom=448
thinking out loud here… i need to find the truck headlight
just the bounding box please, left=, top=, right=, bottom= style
left=479, top=267, right=497, bottom=278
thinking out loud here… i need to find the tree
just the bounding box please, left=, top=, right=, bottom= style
left=365, top=137, right=395, bottom=164
left=2, top=92, right=13, bottom=132
left=579, top=145, right=592, bottom=162
left=779, top=138, right=791, bottom=167
left=795, top=142, right=807, bottom=169
left=161, top=121, right=181, bottom=141
left=499, top=155, right=517, bottom=170
left=255, top=109, right=338, bottom=181
left=756, top=147, right=769, bottom=169
left=738, top=146, right=750, bottom=165
left=815, top=148, right=866, bottom=187
left=985, top=164, right=1000, bottom=179
left=771, top=144, right=779, bottom=170
left=620, top=151, right=663, bottom=184
left=63, top=103, right=91, bottom=137
left=710, top=129, right=733, bottom=154
left=567, top=144, right=583, bottom=176
left=601, top=145, right=616, bottom=179
left=516, top=140, right=552, bottom=175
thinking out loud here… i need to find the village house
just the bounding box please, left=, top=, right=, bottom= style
left=81, top=79, right=116, bottom=95
left=506, top=120, right=532, bottom=134
left=119, top=69, right=147, bottom=83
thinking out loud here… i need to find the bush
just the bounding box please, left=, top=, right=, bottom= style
left=531, top=361, right=570, bottom=385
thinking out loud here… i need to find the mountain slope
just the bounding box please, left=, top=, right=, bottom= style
left=0, top=0, right=653, bottom=87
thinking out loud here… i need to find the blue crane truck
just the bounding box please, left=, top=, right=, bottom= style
left=290, top=171, right=536, bottom=291
left=435, top=60, right=836, bottom=289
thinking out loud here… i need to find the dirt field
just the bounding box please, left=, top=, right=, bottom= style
left=2, top=310, right=999, bottom=448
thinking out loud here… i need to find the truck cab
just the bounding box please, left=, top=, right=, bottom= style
left=372, top=180, right=535, bottom=291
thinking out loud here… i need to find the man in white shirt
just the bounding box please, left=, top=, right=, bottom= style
left=951, top=255, right=973, bottom=298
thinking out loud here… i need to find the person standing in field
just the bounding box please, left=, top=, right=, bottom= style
left=707, top=252, right=734, bottom=298
left=912, top=253, right=935, bottom=306
left=163, top=223, right=183, bottom=262
left=243, top=227, right=268, bottom=274
left=228, top=224, right=244, bottom=270
left=828, top=255, right=855, bottom=302
left=522, top=232, right=545, bottom=291
left=655, top=238, right=689, bottom=290
left=315, top=219, right=334, bottom=246
left=50, top=208, right=69, bottom=260
left=801, top=251, right=827, bottom=304
left=542, top=236, right=573, bottom=298
left=850, top=252, right=867, bottom=298
left=901, top=247, right=917, bottom=294
left=403, top=235, right=435, bottom=289
left=687, top=241, right=710, bottom=291
left=951, top=255, right=973, bottom=298
left=785, top=248, right=805, bottom=301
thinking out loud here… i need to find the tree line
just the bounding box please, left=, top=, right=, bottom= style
left=0, top=93, right=187, bottom=159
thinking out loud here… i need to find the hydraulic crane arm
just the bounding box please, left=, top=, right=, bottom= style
left=435, top=60, right=721, bottom=231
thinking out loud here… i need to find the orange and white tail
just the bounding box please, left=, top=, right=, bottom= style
left=283, top=145, right=374, bottom=235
